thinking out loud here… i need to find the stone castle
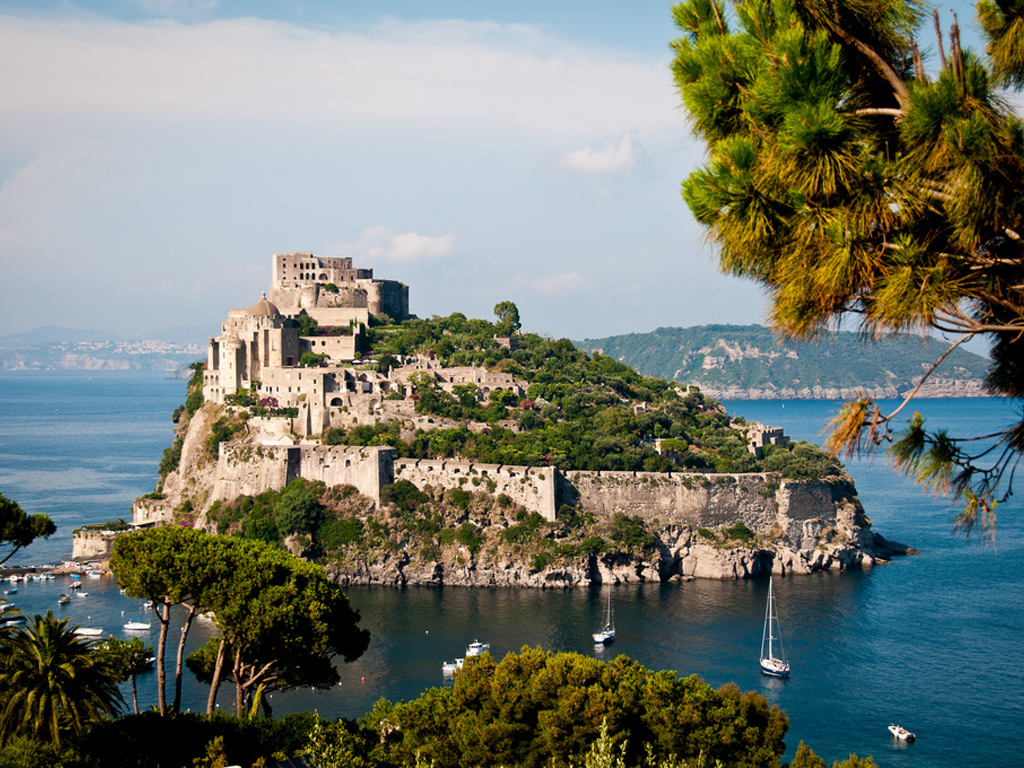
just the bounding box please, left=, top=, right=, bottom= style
left=203, top=253, right=525, bottom=437
left=71, top=253, right=907, bottom=581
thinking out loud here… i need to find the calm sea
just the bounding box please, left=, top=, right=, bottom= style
left=1, top=371, right=1021, bottom=767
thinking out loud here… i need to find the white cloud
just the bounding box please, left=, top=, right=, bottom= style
left=515, top=271, right=591, bottom=297
left=0, top=15, right=676, bottom=140
left=560, top=133, right=636, bottom=173
left=326, top=226, right=457, bottom=264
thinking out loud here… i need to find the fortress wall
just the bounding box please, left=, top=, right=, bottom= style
left=297, top=445, right=394, bottom=506
left=195, top=436, right=845, bottom=538
left=211, top=444, right=393, bottom=507
left=394, top=459, right=557, bottom=520
left=71, top=530, right=119, bottom=561
left=212, top=445, right=293, bottom=502
left=564, top=470, right=783, bottom=530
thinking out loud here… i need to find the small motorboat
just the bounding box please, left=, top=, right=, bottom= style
left=465, top=640, right=490, bottom=657
left=70, top=582, right=82, bottom=590
left=4, top=588, right=16, bottom=596
left=123, top=620, right=152, bottom=631
left=888, top=724, right=916, bottom=741
left=442, top=658, right=464, bottom=675
left=58, top=594, right=70, bottom=605
left=75, top=627, right=103, bottom=637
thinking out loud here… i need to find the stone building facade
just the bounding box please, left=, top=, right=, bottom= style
left=268, top=252, right=409, bottom=325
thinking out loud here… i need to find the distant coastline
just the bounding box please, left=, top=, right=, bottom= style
left=576, top=324, right=994, bottom=401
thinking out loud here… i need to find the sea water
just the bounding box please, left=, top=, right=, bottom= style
left=1, top=371, right=1022, bottom=767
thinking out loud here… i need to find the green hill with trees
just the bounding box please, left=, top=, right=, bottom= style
left=576, top=325, right=992, bottom=399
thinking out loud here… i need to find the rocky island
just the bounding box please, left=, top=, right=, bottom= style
left=75, top=253, right=911, bottom=584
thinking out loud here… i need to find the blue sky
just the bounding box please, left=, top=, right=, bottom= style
left=0, top=0, right=989, bottom=341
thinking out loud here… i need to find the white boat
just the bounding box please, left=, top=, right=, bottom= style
left=123, top=620, right=151, bottom=631
left=465, top=640, right=490, bottom=657
left=75, top=627, right=103, bottom=637
left=759, top=577, right=790, bottom=677
left=69, top=582, right=82, bottom=590
left=592, top=589, right=615, bottom=644
left=442, top=658, right=464, bottom=675
left=888, top=724, right=916, bottom=741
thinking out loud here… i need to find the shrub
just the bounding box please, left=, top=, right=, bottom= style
left=381, top=480, right=428, bottom=512
left=159, top=438, right=184, bottom=478
left=454, top=522, right=485, bottom=555
left=447, top=488, right=471, bottom=509
left=721, top=521, right=755, bottom=544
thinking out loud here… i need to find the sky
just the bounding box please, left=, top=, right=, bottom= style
left=0, top=0, right=991, bottom=343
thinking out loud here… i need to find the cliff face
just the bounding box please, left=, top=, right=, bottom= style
left=132, top=403, right=909, bottom=585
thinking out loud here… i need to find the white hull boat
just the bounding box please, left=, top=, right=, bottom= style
left=888, top=724, right=916, bottom=741
left=592, top=589, right=616, bottom=644
left=759, top=577, right=790, bottom=678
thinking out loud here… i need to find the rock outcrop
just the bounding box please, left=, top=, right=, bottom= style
left=132, top=402, right=912, bottom=586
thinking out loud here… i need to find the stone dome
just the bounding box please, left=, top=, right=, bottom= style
left=248, top=292, right=280, bottom=318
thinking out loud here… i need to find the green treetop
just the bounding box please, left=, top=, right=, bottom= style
left=672, top=0, right=1024, bottom=533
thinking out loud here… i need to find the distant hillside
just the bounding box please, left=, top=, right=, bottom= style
left=0, top=325, right=123, bottom=347
left=0, top=327, right=204, bottom=372
left=575, top=325, right=993, bottom=400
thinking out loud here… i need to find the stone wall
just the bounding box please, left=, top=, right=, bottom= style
left=563, top=470, right=780, bottom=529
left=212, top=444, right=393, bottom=507
left=70, top=530, right=120, bottom=561
left=394, top=459, right=557, bottom=520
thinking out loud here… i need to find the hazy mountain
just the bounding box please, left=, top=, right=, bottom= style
left=576, top=325, right=993, bottom=400
left=0, top=326, right=123, bottom=347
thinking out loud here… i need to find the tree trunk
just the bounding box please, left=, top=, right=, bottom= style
left=131, top=672, right=139, bottom=716
left=172, top=606, right=197, bottom=714
left=234, top=650, right=245, bottom=718
left=156, top=601, right=170, bottom=716
left=206, top=638, right=228, bottom=716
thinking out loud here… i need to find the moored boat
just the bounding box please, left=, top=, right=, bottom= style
left=442, top=658, right=464, bottom=675
left=592, top=589, right=616, bottom=644
left=759, top=577, right=790, bottom=677
left=75, top=627, right=103, bottom=637
left=465, top=640, right=490, bottom=657
left=888, top=724, right=916, bottom=741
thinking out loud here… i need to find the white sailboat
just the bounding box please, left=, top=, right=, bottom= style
left=592, top=589, right=615, bottom=644
left=759, top=577, right=790, bottom=677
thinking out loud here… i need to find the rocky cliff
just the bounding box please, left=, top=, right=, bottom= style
left=132, top=402, right=911, bottom=586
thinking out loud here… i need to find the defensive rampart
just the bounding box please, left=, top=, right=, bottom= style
left=562, top=470, right=779, bottom=529
left=213, top=444, right=394, bottom=507
left=394, top=459, right=557, bottom=520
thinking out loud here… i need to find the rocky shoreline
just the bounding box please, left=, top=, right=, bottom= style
left=322, top=525, right=916, bottom=589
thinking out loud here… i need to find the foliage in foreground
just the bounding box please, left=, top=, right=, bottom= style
left=111, top=527, right=370, bottom=719
left=0, top=492, right=56, bottom=566
left=359, top=647, right=788, bottom=768
left=672, top=0, right=1024, bottom=533
left=0, top=644, right=878, bottom=768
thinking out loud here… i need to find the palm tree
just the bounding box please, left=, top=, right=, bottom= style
left=0, top=611, right=123, bottom=747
